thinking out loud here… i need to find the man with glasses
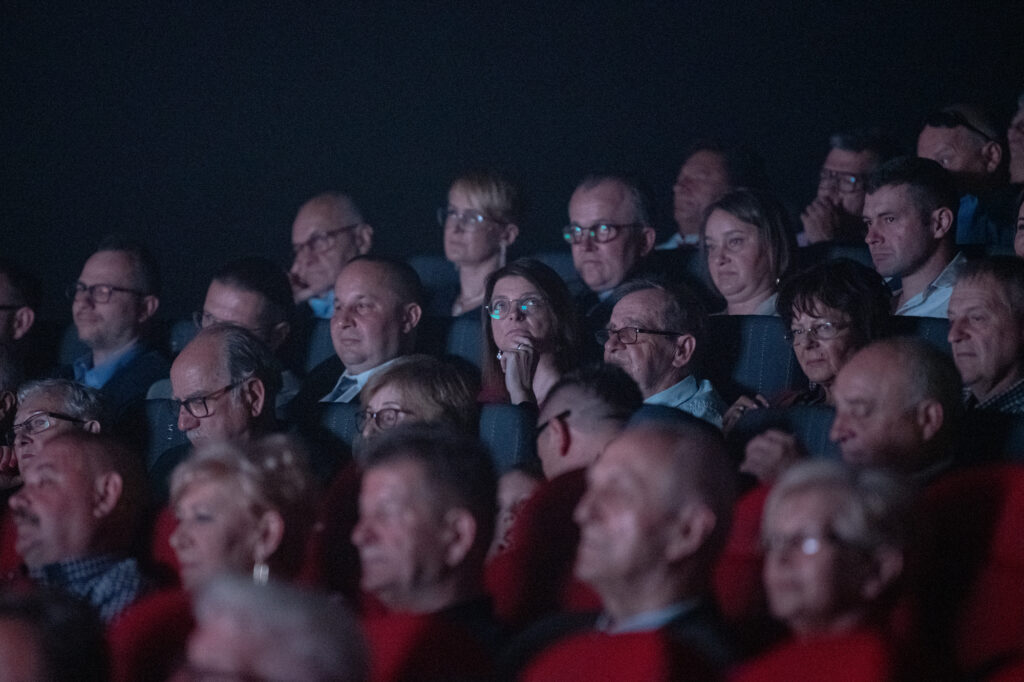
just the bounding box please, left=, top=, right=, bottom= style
left=62, top=237, right=169, bottom=426
left=0, top=258, right=40, bottom=349
left=602, top=278, right=724, bottom=427
left=799, top=129, right=899, bottom=245
left=917, top=104, right=1017, bottom=249
left=565, top=174, right=657, bottom=363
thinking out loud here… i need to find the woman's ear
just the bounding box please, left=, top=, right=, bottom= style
left=253, top=509, right=286, bottom=564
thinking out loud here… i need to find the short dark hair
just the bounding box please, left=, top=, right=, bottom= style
left=777, top=258, right=893, bottom=349
left=0, top=589, right=110, bottom=682
left=362, top=425, right=497, bottom=559
left=610, top=276, right=708, bottom=361
left=955, top=256, right=1024, bottom=320
left=346, top=255, right=423, bottom=308
left=685, top=139, right=769, bottom=190
left=828, top=128, right=903, bottom=165
left=94, top=234, right=162, bottom=297
left=865, top=156, right=960, bottom=225
left=212, top=256, right=295, bottom=328
left=702, top=187, right=796, bottom=283
left=196, top=324, right=283, bottom=403
left=0, top=258, right=43, bottom=310
left=543, top=363, right=644, bottom=422
left=576, top=173, right=655, bottom=226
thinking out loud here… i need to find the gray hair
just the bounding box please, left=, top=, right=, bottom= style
left=16, top=379, right=104, bottom=423
left=193, top=575, right=368, bottom=682
left=195, top=323, right=283, bottom=399
left=763, top=459, right=912, bottom=552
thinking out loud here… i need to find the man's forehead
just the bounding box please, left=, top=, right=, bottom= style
left=335, top=263, right=398, bottom=300
left=570, top=181, right=634, bottom=219
left=293, top=198, right=355, bottom=239
left=80, top=250, right=137, bottom=285
left=952, top=275, right=1012, bottom=309
left=823, top=147, right=877, bottom=174
left=864, top=183, right=912, bottom=211
left=613, top=289, right=669, bottom=321
left=14, top=394, right=61, bottom=421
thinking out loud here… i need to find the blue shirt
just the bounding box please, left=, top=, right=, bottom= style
left=308, top=291, right=335, bottom=320
left=73, top=342, right=142, bottom=390
left=645, top=374, right=726, bottom=429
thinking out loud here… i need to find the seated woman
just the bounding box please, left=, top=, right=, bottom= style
left=168, top=434, right=316, bottom=590
left=756, top=460, right=908, bottom=642
left=702, top=187, right=795, bottom=315
left=438, top=171, right=522, bottom=317
left=722, top=259, right=892, bottom=482
left=481, top=258, right=581, bottom=405
left=356, top=354, right=480, bottom=441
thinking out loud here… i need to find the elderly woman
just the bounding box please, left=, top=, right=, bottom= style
left=357, top=354, right=480, bottom=441
left=760, top=460, right=909, bottom=639
left=702, top=188, right=795, bottom=315
left=481, top=258, right=581, bottom=405
left=168, top=434, right=315, bottom=590
left=439, top=171, right=522, bottom=317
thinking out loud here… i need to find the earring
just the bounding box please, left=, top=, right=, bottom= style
left=252, top=561, right=269, bottom=585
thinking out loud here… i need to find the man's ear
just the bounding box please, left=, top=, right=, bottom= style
left=82, top=420, right=101, bottom=434
left=355, top=224, right=374, bottom=256
left=93, top=472, right=123, bottom=519
left=664, top=502, right=716, bottom=563
left=401, top=302, right=422, bottom=334
left=547, top=413, right=573, bottom=457
left=860, top=546, right=904, bottom=601
left=443, top=508, right=477, bottom=567
left=241, top=377, right=267, bottom=418
left=639, top=226, right=657, bottom=257
left=930, top=207, right=955, bottom=240
left=671, top=333, right=697, bottom=370
left=980, top=140, right=1003, bottom=174
left=915, top=399, right=945, bottom=442
left=253, top=509, right=286, bottom=564
left=137, top=295, right=160, bottom=324
left=12, top=306, right=34, bottom=341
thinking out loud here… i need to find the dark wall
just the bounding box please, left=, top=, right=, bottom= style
left=3, top=1, right=1022, bottom=320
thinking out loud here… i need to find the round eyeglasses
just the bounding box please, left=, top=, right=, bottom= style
left=784, top=322, right=848, bottom=346
left=437, top=207, right=501, bottom=232
left=356, top=407, right=414, bottom=432
left=486, top=296, right=547, bottom=320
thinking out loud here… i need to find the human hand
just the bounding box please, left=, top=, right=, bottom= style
left=498, top=335, right=539, bottom=404
left=740, top=429, right=805, bottom=483
left=722, top=394, right=770, bottom=435
left=800, top=197, right=842, bottom=244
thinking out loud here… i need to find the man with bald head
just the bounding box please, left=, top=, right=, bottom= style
left=829, top=337, right=962, bottom=479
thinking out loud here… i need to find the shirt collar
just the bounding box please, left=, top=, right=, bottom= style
left=73, top=341, right=141, bottom=389
left=308, top=290, right=335, bottom=320
left=595, top=599, right=701, bottom=634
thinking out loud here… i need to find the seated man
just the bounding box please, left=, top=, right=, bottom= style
left=352, top=426, right=501, bottom=678
left=288, top=192, right=373, bottom=370
left=61, top=236, right=169, bottom=424
left=800, top=129, right=899, bottom=245
left=918, top=104, right=1017, bottom=249
left=948, top=257, right=1024, bottom=413
left=830, top=337, right=962, bottom=480
left=156, top=324, right=282, bottom=499
left=1009, top=90, right=1024, bottom=185
left=149, top=256, right=298, bottom=411
left=8, top=431, right=148, bottom=623
left=862, top=156, right=964, bottom=317
left=565, top=174, right=657, bottom=363
left=488, top=365, right=643, bottom=627
left=602, top=278, right=725, bottom=427
left=295, top=255, right=423, bottom=407
left=0, top=257, right=40, bottom=348
left=528, top=415, right=738, bottom=671
left=661, top=141, right=767, bottom=250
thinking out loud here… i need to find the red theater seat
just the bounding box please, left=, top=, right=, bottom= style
left=729, top=630, right=892, bottom=682
left=107, top=588, right=193, bottom=682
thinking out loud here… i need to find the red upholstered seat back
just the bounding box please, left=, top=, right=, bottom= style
left=361, top=611, right=494, bottom=682
left=107, top=588, right=193, bottom=682
left=729, top=631, right=892, bottom=682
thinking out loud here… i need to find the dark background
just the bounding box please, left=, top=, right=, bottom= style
left=3, top=1, right=1022, bottom=321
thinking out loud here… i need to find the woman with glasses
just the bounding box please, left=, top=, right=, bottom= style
left=356, top=354, right=480, bottom=441
left=702, top=188, right=795, bottom=315
left=723, top=260, right=891, bottom=481
left=439, top=171, right=522, bottom=317
left=481, top=258, right=580, bottom=406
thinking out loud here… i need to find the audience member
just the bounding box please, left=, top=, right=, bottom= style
left=524, top=415, right=738, bottom=671
left=948, top=257, right=1024, bottom=413
left=863, top=156, right=963, bottom=317
left=482, top=258, right=580, bottom=405
left=288, top=192, right=373, bottom=309
left=0, top=257, right=40, bottom=346
left=725, top=259, right=892, bottom=483
left=186, top=575, right=368, bottom=682
left=8, top=431, right=148, bottom=622
left=662, top=141, right=767, bottom=250
left=1014, top=190, right=1024, bottom=259
left=489, top=461, right=544, bottom=559
left=602, top=277, right=724, bottom=426
left=62, top=236, right=169, bottom=423
left=0, top=589, right=110, bottom=682
left=438, top=170, right=522, bottom=317
left=918, top=104, right=1017, bottom=248
left=357, top=353, right=479, bottom=442
left=830, top=337, right=962, bottom=479
left=800, top=129, right=900, bottom=245
left=168, top=435, right=315, bottom=590
left=760, top=460, right=909, bottom=638
left=1009, top=90, right=1024, bottom=185
left=9, top=379, right=103, bottom=474
left=702, top=188, right=795, bottom=315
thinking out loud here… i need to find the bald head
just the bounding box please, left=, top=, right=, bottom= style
left=289, top=192, right=373, bottom=303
